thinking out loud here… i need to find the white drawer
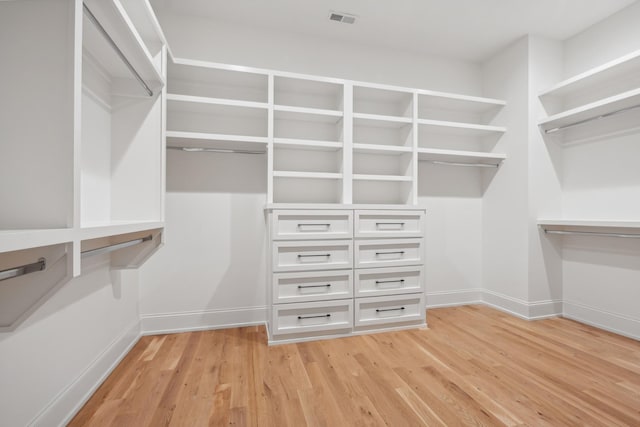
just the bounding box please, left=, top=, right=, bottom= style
left=273, top=270, right=353, bottom=303
left=272, top=240, right=353, bottom=272
left=355, top=294, right=425, bottom=327
left=272, top=300, right=353, bottom=335
left=355, top=266, right=424, bottom=297
left=272, top=210, right=353, bottom=240
left=355, top=210, right=424, bottom=238
left=355, top=238, right=424, bottom=269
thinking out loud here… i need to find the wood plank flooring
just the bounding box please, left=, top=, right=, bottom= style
left=70, top=305, right=640, bottom=426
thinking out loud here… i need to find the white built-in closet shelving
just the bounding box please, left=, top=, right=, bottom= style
left=0, top=0, right=167, bottom=329
left=166, top=57, right=508, bottom=205
left=537, top=49, right=640, bottom=238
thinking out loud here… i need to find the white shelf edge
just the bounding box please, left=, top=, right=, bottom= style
left=352, top=174, right=412, bottom=182
left=264, top=203, right=424, bottom=211
left=273, top=171, right=343, bottom=180
left=417, top=148, right=506, bottom=163
left=418, top=119, right=506, bottom=133
left=166, top=93, right=268, bottom=110
left=0, top=229, right=75, bottom=254
left=416, top=89, right=506, bottom=107
left=79, top=221, right=165, bottom=241
left=166, top=131, right=269, bottom=144
left=538, top=87, right=640, bottom=131
left=538, top=219, right=640, bottom=228
left=273, top=138, right=343, bottom=150
left=273, top=104, right=343, bottom=117
left=353, top=143, right=413, bottom=154
left=353, top=113, right=413, bottom=124
left=539, top=48, right=640, bottom=98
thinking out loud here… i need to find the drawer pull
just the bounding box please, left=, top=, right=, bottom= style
left=297, top=223, right=331, bottom=228
left=298, top=284, right=331, bottom=289
left=376, top=307, right=406, bottom=313
left=375, top=222, right=405, bottom=227
left=297, top=253, right=331, bottom=258
left=298, top=314, right=331, bottom=320
left=375, top=251, right=405, bottom=256
left=375, top=279, right=405, bottom=285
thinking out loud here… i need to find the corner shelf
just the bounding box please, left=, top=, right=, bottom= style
left=418, top=148, right=506, bottom=165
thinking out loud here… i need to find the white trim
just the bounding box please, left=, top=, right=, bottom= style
left=481, top=290, right=562, bottom=320
left=140, top=306, right=267, bottom=335
left=30, top=321, right=141, bottom=427
left=426, top=289, right=482, bottom=308
left=563, top=301, right=640, bottom=341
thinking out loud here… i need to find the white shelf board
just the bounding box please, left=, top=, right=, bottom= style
left=418, top=119, right=506, bottom=136
left=538, top=87, right=640, bottom=133
left=167, top=131, right=268, bottom=152
left=418, top=90, right=505, bottom=113
left=353, top=113, right=412, bottom=128
left=117, top=0, right=167, bottom=55
left=80, top=221, right=164, bottom=241
left=273, top=138, right=342, bottom=151
left=167, top=93, right=268, bottom=110
left=84, top=0, right=165, bottom=96
left=538, top=219, right=640, bottom=236
left=0, top=229, right=74, bottom=254
left=167, top=96, right=267, bottom=117
left=275, top=75, right=343, bottom=96
left=539, top=49, right=640, bottom=98
left=352, top=174, right=412, bottom=182
left=265, top=203, right=424, bottom=211
left=353, top=143, right=413, bottom=155
left=418, top=148, right=506, bottom=164
left=274, top=105, right=343, bottom=123
left=353, top=85, right=413, bottom=103
left=273, top=171, right=343, bottom=180
left=169, top=57, right=268, bottom=92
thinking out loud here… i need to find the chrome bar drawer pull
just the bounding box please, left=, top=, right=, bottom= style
left=297, top=223, right=331, bottom=228
left=375, top=222, right=405, bottom=227
left=375, top=279, right=405, bottom=285
left=376, top=307, right=405, bottom=313
left=297, top=253, right=331, bottom=258
left=375, top=251, right=405, bottom=256
left=298, top=314, right=331, bottom=320
left=297, top=284, right=332, bottom=289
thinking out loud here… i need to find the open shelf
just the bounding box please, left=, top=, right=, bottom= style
left=275, top=76, right=343, bottom=111
left=352, top=180, right=413, bottom=205
left=353, top=143, right=412, bottom=155
left=354, top=85, right=413, bottom=118
left=79, top=220, right=164, bottom=240
left=0, top=229, right=74, bottom=255
left=418, top=119, right=506, bottom=136
left=538, top=88, right=640, bottom=134
left=353, top=113, right=412, bottom=127
left=117, top=0, right=166, bottom=69
left=538, top=219, right=640, bottom=238
left=418, top=148, right=506, bottom=165
left=274, top=106, right=343, bottom=123
left=167, top=93, right=268, bottom=110
left=353, top=174, right=412, bottom=182
left=167, top=131, right=268, bottom=152
left=273, top=138, right=342, bottom=151
left=418, top=90, right=505, bottom=113
left=539, top=49, right=640, bottom=99
left=273, top=171, right=342, bottom=180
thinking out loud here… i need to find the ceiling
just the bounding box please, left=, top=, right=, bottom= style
left=154, top=0, right=637, bottom=62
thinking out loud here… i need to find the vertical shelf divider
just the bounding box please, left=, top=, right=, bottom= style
left=411, top=92, right=418, bottom=205
left=343, top=83, right=354, bottom=204
left=267, top=73, right=275, bottom=204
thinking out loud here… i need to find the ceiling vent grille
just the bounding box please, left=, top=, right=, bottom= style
left=329, top=11, right=356, bottom=24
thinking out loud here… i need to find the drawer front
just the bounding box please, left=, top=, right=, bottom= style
left=355, top=266, right=424, bottom=297
left=355, top=294, right=425, bottom=327
left=355, top=210, right=424, bottom=238
left=273, top=270, right=353, bottom=303
left=355, top=238, right=424, bottom=269
left=272, top=210, right=353, bottom=240
left=273, top=240, right=353, bottom=272
left=272, top=300, right=353, bottom=335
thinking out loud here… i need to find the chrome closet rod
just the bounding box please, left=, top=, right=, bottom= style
left=543, top=229, right=640, bottom=239
left=0, top=258, right=46, bottom=282
left=544, top=102, right=640, bottom=134
left=427, top=160, right=499, bottom=168
left=167, top=146, right=266, bottom=155
left=82, top=235, right=153, bottom=258
left=83, top=3, right=153, bottom=97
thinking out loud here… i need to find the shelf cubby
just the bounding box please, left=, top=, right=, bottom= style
left=274, top=109, right=343, bottom=143
left=353, top=117, right=413, bottom=148
left=273, top=176, right=343, bottom=204
left=274, top=76, right=344, bottom=111
left=353, top=151, right=412, bottom=178
left=274, top=147, right=343, bottom=174
left=354, top=85, right=413, bottom=118
left=352, top=180, right=413, bottom=205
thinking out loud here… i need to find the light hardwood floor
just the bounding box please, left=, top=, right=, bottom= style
left=70, top=305, right=640, bottom=426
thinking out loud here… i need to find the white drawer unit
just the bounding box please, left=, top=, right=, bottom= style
left=355, top=210, right=425, bottom=238
left=355, top=266, right=424, bottom=297
left=355, top=238, right=424, bottom=269
left=355, top=294, right=425, bottom=327
left=272, top=240, right=353, bottom=272
left=273, top=270, right=353, bottom=303
left=272, top=210, right=353, bottom=240
left=272, top=299, right=353, bottom=336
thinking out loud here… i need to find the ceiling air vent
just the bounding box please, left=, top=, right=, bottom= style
left=329, top=11, right=356, bottom=24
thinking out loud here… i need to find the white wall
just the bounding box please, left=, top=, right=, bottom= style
left=138, top=8, right=487, bottom=330
left=0, top=260, right=140, bottom=426
left=556, top=1, right=640, bottom=338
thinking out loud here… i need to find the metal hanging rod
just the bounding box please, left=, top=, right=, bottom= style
left=82, top=235, right=153, bottom=258
left=83, top=3, right=154, bottom=97
left=426, top=160, right=499, bottom=168
left=544, top=102, right=640, bottom=134
left=0, top=258, right=46, bottom=282
left=167, top=146, right=266, bottom=155
left=544, top=229, right=640, bottom=239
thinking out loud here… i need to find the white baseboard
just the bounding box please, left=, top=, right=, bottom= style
left=426, top=289, right=482, bottom=308
left=30, top=321, right=141, bottom=427
left=140, top=306, right=267, bottom=335
left=481, top=290, right=562, bottom=320
left=563, top=301, right=640, bottom=341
